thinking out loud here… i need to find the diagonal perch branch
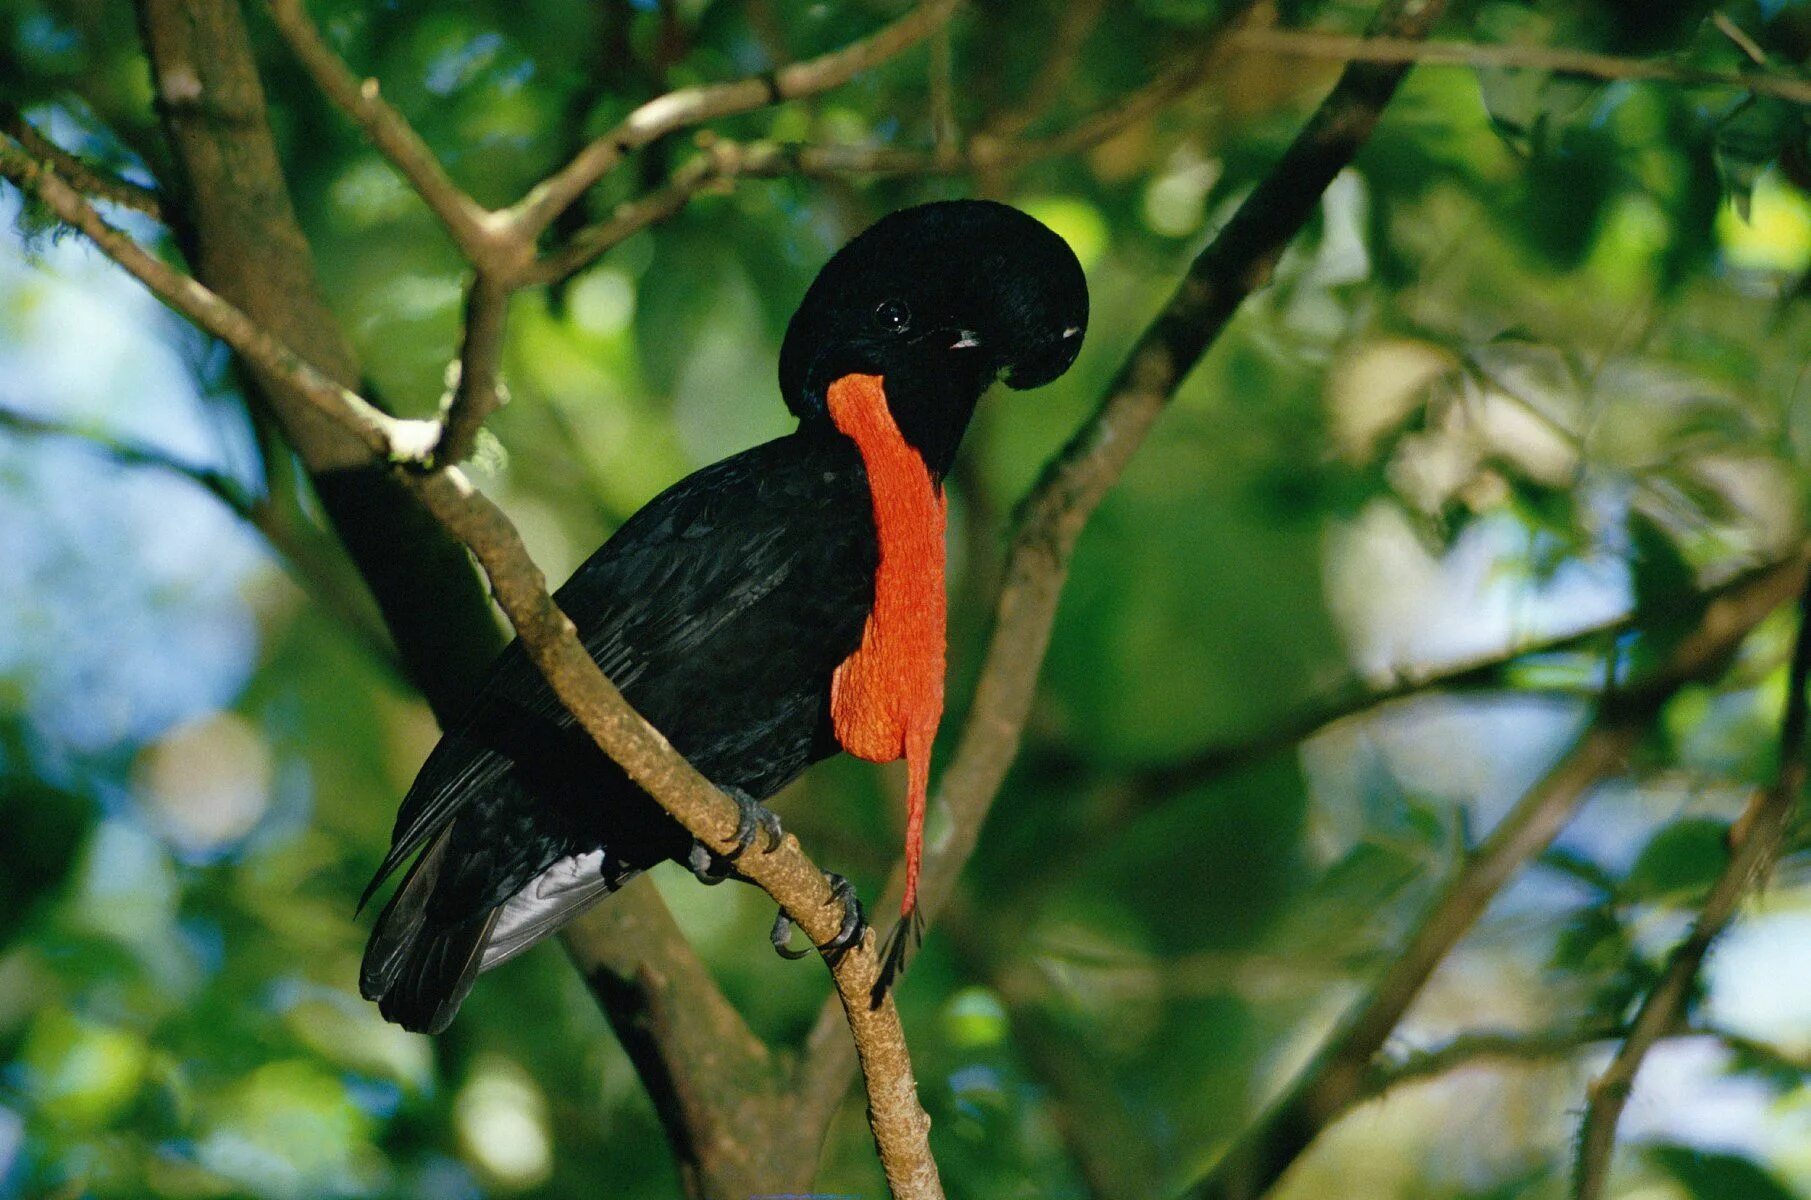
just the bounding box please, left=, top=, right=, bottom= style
left=0, top=146, right=945, bottom=1200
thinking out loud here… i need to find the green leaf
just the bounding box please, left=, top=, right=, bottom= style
left=1716, top=98, right=1795, bottom=221
left=1478, top=68, right=1603, bottom=148
left=1624, top=817, right=1731, bottom=904
left=1551, top=904, right=1629, bottom=975
left=1645, top=1144, right=1799, bottom=1200
left=1513, top=126, right=1625, bottom=267
left=1629, top=510, right=1698, bottom=619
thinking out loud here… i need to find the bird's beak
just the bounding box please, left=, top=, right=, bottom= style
left=1003, top=325, right=1085, bottom=389
left=950, top=330, right=982, bottom=350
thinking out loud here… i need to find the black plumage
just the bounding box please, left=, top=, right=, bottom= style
left=361, top=200, right=1088, bottom=1033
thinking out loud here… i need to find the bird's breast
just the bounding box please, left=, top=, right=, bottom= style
left=825, top=374, right=947, bottom=763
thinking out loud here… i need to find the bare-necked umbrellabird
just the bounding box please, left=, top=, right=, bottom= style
left=359, top=200, right=1089, bottom=1033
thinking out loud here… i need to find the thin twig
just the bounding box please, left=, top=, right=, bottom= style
left=993, top=49, right=1218, bottom=166
left=524, top=141, right=738, bottom=286
left=1188, top=552, right=1808, bottom=1200
left=0, top=401, right=256, bottom=513
left=261, top=0, right=504, bottom=268
left=438, top=273, right=511, bottom=465
left=1368, top=1024, right=1625, bottom=1098
left=0, top=400, right=404, bottom=676
left=0, top=105, right=162, bottom=219
left=1365, top=1022, right=1811, bottom=1100
left=509, top=0, right=961, bottom=239
left=1571, top=570, right=1811, bottom=1200
left=735, top=46, right=1225, bottom=185
left=530, top=51, right=1217, bottom=286
left=1130, top=554, right=1801, bottom=794
left=928, top=24, right=958, bottom=163
left=1713, top=12, right=1770, bottom=68
left=982, top=0, right=1108, bottom=141
left=0, top=146, right=945, bottom=1200
left=1229, top=28, right=1811, bottom=107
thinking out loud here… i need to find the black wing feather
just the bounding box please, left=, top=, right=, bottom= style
left=364, top=430, right=876, bottom=914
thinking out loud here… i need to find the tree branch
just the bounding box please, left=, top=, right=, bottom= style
left=133, top=0, right=505, bottom=721
left=1129, top=555, right=1801, bottom=795
left=438, top=272, right=512, bottom=466
left=523, top=138, right=743, bottom=286
left=1368, top=1024, right=1624, bottom=1098
left=1369, top=1022, right=1811, bottom=1103
left=1228, top=28, right=1811, bottom=107
left=562, top=879, right=813, bottom=1197
left=793, top=0, right=1449, bottom=1134
left=526, top=32, right=1230, bottom=289
left=0, top=397, right=405, bottom=678
left=0, top=143, right=424, bottom=459
left=1571, top=570, right=1811, bottom=1200
left=259, top=0, right=523, bottom=470
left=507, top=0, right=961, bottom=239
left=736, top=44, right=1227, bottom=183
left=1712, top=12, right=1771, bottom=68
left=261, top=0, right=503, bottom=266
left=0, top=104, right=162, bottom=220
left=0, top=146, right=944, bottom=1200
left=1187, top=551, right=1809, bottom=1200
left=981, top=0, right=1108, bottom=142
left=259, top=0, right=964, bottom=472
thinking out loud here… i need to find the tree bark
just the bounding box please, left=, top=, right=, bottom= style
left=134, top=0, right=506, bottom=722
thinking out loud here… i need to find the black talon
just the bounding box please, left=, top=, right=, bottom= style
left=723, top=787, right=785, bottom=862
left=770, top=909, right=812, bottom=959
left=821, top=873, right=866, bottom=965
left=769, top=872, right=866, bottom=962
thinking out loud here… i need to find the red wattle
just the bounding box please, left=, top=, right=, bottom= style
left=825, top=373, right=947, bottom=917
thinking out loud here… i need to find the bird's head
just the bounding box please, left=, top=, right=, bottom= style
left=779, top=199, right=1089, bottom=477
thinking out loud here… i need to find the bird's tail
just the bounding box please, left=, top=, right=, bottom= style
left=359, top=830, right=497, bottom=1035
left=360, top=832, right=630, bottom=1034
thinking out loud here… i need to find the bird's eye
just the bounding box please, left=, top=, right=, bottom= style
left=873, top=299, right=912, bottom=334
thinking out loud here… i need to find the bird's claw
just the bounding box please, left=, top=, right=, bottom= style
left=770, top=872, right=865, bottom=963
left=723, top=787, right=784, bottom=862
left=687, top=840, right=734, bottom=886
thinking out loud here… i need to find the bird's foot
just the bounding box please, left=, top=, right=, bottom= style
left=770, top=872, right=866, bottom=963
left=686, top=840, right=735, bottom=886
left=723, top=786, right=784, bottom=862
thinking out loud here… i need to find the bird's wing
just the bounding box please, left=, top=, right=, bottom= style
left=364, top=432, right=876, bottom=907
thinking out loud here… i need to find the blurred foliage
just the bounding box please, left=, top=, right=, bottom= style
left=6, top=0, right=1811, bottom=1198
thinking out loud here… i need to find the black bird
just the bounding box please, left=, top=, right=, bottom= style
left=360, top=200, right=1088, bottom=1033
